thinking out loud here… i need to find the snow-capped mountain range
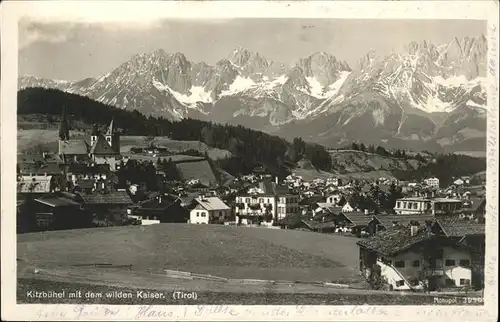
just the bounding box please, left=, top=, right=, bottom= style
left=19, top=35, right=488, bottom=152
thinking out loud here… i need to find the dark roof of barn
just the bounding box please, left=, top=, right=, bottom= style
left=435, top=219, right=485, bottom=237
left=76, top=179, right=95, bottom=189
left=277, top=213, right=309, bottom=226
left=357, top=226, right=435, bottom=257
left=79, top=191, right=132, bottom=205
left=299, top=195, right=326, bottom=206
left=375, top=214, right=436, bottom=228
left=35, top=196, right=81, bottom=207
left=341, top=212, right=376, bottom=226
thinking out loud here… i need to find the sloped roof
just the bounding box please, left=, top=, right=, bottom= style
left=299, top=195, right=325, bottom=206
left=436, top=219, right=485, bottom=237
left=35, top=196, right=81, bottom=207
left=17, top=176, right=52, bottom=193
left=340, top=212, right=376, bottom=226
left=277, top=213, right=309, bottom=226
left=76, top=179, right=95, bottom=189
left=59, top=140, right=89, bottom=155
left=306, top=220, right=336, bottom=230
left=194, top=196, right=230, bottom=211
left=18, top=162, right=62, bottom=176
left=79, top=191, right=133, bottom=205
left=90, top=134, right=118, bottom=155
left=357, top=226, right=435, bottom=257
left=375, top=214, right=436, bottom=229
left=258, top=181, right=291, bottom=196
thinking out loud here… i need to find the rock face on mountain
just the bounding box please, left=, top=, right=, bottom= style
left=18, top=35, right=488, bottom=152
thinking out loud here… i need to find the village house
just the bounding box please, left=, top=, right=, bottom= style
left=234, top=180, right=299, bottom=225
left=129, top=193, right=189, bottom=225
left=341, top=197, right=356, bottom=213
left=17, top=175, right=58, bottom=201
left=357, top=220, right=485, bottom=291
left=17, top=194, right=92, bottom=233
left=460, top=197, right=486, bottom=220
left=423, top=177, right=440, bottom=188
left=72, top=189, right=133, bottom=222
left=189, top=196, right=231, bottom=224
left=325, top=190, right=343, bottom=206
left=394, top=197, right=463, bottom=216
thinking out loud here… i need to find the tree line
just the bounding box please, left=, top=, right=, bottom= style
left=340, top=142, right=427, bottom=162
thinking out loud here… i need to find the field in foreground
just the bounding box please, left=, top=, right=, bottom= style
left=18, top=224, right=361, bottom=283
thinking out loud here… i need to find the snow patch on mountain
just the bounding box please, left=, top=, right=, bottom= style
left=220, top=76, right=256, bottom=97
left=305, top=77, right=325, bottom=98
left=169, top=85, right=213, bottom=105
left=326, top=71, right=351, bottom=97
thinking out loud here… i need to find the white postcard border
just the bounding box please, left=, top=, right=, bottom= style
left=1, top=1, right=499, bottom=321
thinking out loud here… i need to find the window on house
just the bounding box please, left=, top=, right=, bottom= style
left=459, top=259, right=471, bottom=266
left=395, top=280, right=405, bottom=287
left=396, top=202, right=401, bottom=208
left=245, top=198, right=250, bottom=203
left=394, top=260, right=405, bottom=268
left=196, top=212, right=200, bottom=217
left=259, top=198, right=264, bottom=204
left=201, top=213, right=206, bottom=217
left=413, top=203, right=418, bottom=209
left=460, top=279, right=471, bottom=286
left=445, top=259, right=456, bottom=267
left=445, top=279, right=456, bottom=287
left=412, top=260, right=420, bottom=268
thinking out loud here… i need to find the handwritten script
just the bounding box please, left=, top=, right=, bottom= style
left=28, top=304, right=494, bottom=320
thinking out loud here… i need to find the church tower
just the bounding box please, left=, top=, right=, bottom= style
left=90, top=124, right=99, bottom=147
left=105, top=119, right=120, bottom=153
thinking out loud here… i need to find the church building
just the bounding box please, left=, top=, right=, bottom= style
left=57, top=108, right=122, bottom=171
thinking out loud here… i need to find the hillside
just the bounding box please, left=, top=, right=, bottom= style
left=329, top=150, right=424, bottom=174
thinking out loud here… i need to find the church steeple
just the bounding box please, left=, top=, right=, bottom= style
left=59, top=105, right=70, bottom=141
left=106, top=119, right=114, bottom=136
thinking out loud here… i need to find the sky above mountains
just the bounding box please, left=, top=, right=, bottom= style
left=19, top=18, right=486, bottom=81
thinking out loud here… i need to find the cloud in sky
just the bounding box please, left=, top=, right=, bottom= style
left=18, top=18, right=486, bottom=81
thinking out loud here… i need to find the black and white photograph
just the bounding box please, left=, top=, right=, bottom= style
left=1, top=1, right=498, bottom=321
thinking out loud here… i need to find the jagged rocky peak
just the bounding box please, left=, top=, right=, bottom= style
left=284, top=66, right=309, bottom=88
left=228, top=47, right=272, bottom=78
left=358, top=49, right=379, bottom=71
left=229, top=46, right=253, bottom=66
left=297, top=52, right=352, bottom=86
